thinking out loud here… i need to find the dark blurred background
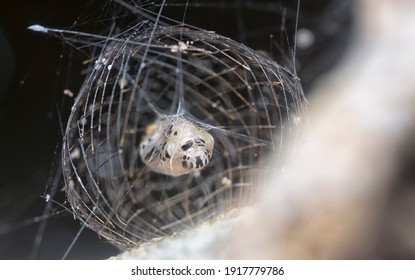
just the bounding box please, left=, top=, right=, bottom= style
left=0, top=0, right=352, bottom=259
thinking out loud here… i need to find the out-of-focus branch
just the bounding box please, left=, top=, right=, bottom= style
left=116, top=0, right=415, bottom=259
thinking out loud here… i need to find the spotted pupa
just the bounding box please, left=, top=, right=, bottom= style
left=139, top=117, right=214, bottom=177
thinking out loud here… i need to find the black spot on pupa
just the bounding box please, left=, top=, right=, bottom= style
left=182, top=161, right=187, bottom=168
left=195, top=138, right=205, bottom=146
left=161, top=141, right=167, bottom=150
left=183, top=155, right=186, bottom=160
left=195, top=156, right=203, bottom=168
left=148, top=136, right=153, bottom=142
left=204, top=159, right=208, bottom=165
left=165, top=150, right=171, bottom=159
left=173, top=131, right=178, bottom=136
left=168, top=125, right=173, bottom=135
left=144, top=147, right=156, bottom=160
left=181, top=140, right=193, bottom=151
left=189, top=162, right=194, bottom=169
left=141, top=144, right=146, bottom=150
